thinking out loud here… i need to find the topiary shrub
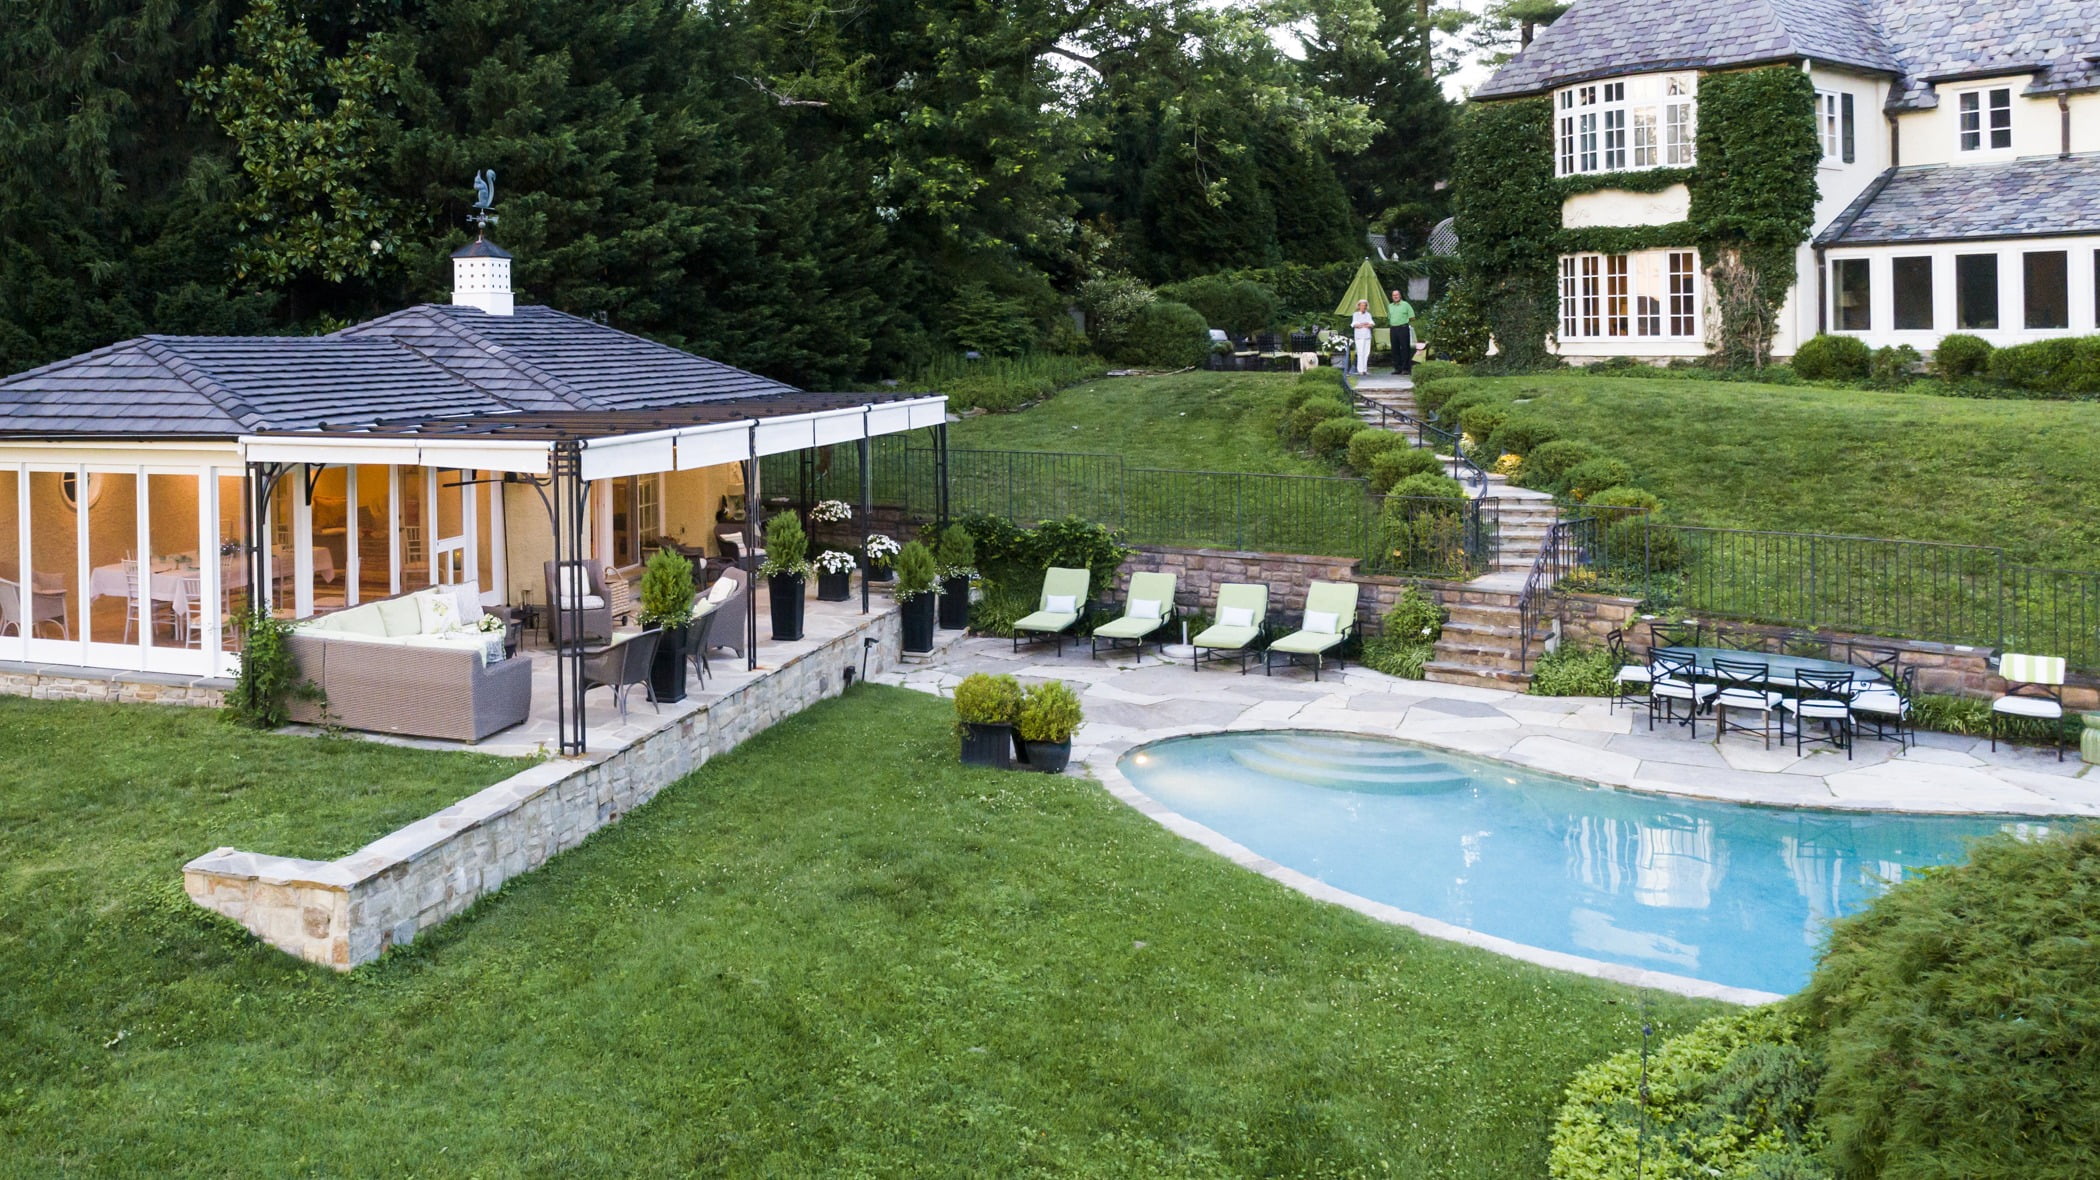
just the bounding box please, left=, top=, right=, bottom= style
left=952, top=672, right=1023, bottom=727
left=1309, top=416, right=1360, bottom=460
left=1514, top=439, right=1595, bottom=490
left=1525, top=645, right=1620, bottom=697
left=1412, top=377, right=1469, bottom=418
left=1015, top=679, right=1084, bottom=743
left=1154, top=275, right=1279, bottom=337
left=1115, top=299, right=1210, bottom=369
left=1867, top=343, right=1922, bottom=389
left=1932, top=332, right=1993, bottom=381
left=1380, top=477, right=1471, bottom=574
left=1583, top=485, right=1660, bottom=521
left=1487, top=416, right=1562, bottom=457
left=1284, top=371, right=1343, bottom=412
left=1803, top=827, right=2100, bottom=1180
left=1409, top=359, right=1466, bottom=386
left=1561, top=456, right=1634, bottom=500
left=1791, top=333, right=1871, bottom=381
left=1602, top=515, right=1684, bottom=572
left=1457, top=404, right=1508, bottom=457
left=1346, top=428, right=1406, bottom=474
left=1076, top=273, right=1154, bottom=356
left=1428, top=386, right=1494, bottom=426
left=1985, top=334, right=2100, bottom=396
left=1385, top=471, right=1467, bottom=502
left=1287, top=396, right=1353, bottom=444
left=1367, top=446, right=1442, bottom=493
left=1549, top=1005, right=1828, bottom=1180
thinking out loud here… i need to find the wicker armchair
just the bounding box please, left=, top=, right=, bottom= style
left=581, top=628, right=662, bottom=723
left=543, top=559, right=613, bottom=646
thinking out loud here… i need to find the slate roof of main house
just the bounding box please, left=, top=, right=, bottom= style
left=1473, top=0, right=2099, bottom=110
left=0, top=303, right=804, bottom=439
left=1815, top=153, right=2100, bottom=246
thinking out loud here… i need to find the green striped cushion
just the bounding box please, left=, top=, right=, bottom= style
left=2000, top=653, right=2065, bottom=685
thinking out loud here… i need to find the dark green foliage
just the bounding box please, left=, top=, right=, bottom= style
left=1115, top=300, right=1210, bottom=369
left=892, top=539, right=939, bottom=601
left=1298, top=0, right=1453, bottom=249
left=1457, top=404, right=1509, bottom=451
left=1410, top=360, right=1466, bottom=385
left=1868, top=344, right=1923, bottom=389
left=1368, top=447, right=1443, bottom=493
left=1155, top=276, right=1280, bottom=336
left=1689, top=68, right=1821, bottom=368
left=1361, top=586, right=1445, bottom=678
left=1525, top=645, right=1618, bottom=697
left=911, top=354, right=1110, bottom=414
left=223, top=611, right=320, bottom=729
left=943, top=283, right=1039, bottom=358
left=1560, top=457, right=1633, bottom=499
left=1515, top=439, right=1595, bottom=490
left=1422, top=280, right=1493, bottom=364
left=1257, top=126, right=1361, bottom=267
left=959, top=514, right=1131, bottom=604
left=1077, top=274, right=1157, bottom=357
left=1309, top=416, right=1360, bottom=460
left=1985, top=335, right=2100, bottom=395
left=952, top=672, right=1024, bottom=726
left=1804, top=827, right=2100, bottom=1179
left=1380, top=475, right=1471, bottom=573
left=1450, top=98, right=1558, bottom=368
left=637, top=548, right=696, bottom=627
left=934, top=524, right=976, bottom=575
left=1288, top=397, right=1354, bottom=443
left=1582, top=486, right=1660, bottom=521
left=759, top=511, right=811, bottom=578
left=1487, top=417, right=1562, bottom=457
left=1603, top=516, right=1683, bottom=571
left=1387, top=472, right=1466, bottom=502
left=1553, top=167, right=1696, bottom=199
left=1556, top=222, right=1698, bottom=256
left=1790, top=334, right=1871, bottom=381
left=1346, top=428, right=1407, bottom=474
left=1139, top=133, right=1280, bottom=281
left=1932, top=333, right=1994, bottom=380
left=1413, top=377, right=1471, bottom=417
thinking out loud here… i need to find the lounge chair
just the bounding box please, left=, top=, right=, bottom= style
left=1192, top=583, right=1269, bottom=673
left=1265, top=581, right=1359, bottom=680
left=1090, top=571, right=1177, bottom=660
left=1012, top=567, right=1091, bottom=654
left=1991, top=652, right=2066, bottom=761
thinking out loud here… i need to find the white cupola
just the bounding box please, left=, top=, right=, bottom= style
left=450, top=237, right=514, bottom=316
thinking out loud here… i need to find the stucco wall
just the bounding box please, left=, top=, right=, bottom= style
left=1561, top=185, right=1691, bottom=228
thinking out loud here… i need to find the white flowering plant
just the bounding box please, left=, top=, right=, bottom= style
left=863, top=534, right=900, bottom=568
left=813, top=549, right=858, bottom=575
left=810, top=499, right=853, bottom=524
left=475, top=613, right=507, bottom=634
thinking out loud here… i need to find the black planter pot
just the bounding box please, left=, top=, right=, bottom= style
left=1018, top=738, right=1072, bottom=774
left=901, top=593, right=937, bottom=653
left=959, top=722, right=1016, bottom=770
left=938, top=576, right=971, bottom=630
left=816, top=570, right=853, bottom=602
left=649, top=625, right=689, bottom=704
left=865, top=562, right=894, bottom=584
left=768, top=574, right=807, bottom=641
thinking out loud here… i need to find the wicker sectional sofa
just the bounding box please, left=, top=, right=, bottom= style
left=285, top=588, right=533, bottom=742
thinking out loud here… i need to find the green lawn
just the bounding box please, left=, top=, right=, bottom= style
left=950, top=370, right=1326, bottom=474
left=1, top=688, right=1719, bottom=1176
left=1431, top=374, right=2100, bottom=568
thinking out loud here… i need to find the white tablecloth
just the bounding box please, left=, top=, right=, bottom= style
left=88, top=547, right=335, bottom=603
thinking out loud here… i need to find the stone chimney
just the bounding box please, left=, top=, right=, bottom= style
left=450, top=238, right=514, bottom=316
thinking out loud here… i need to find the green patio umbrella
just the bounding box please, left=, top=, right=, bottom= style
left=1334, top=258, right=1390, bottom=349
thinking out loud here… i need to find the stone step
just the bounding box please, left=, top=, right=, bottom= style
left=1441, top=619, right=1523, bottom=642
left=1422, top=662, right=1533, bottom=691
left=1442, top=602, right=1523, bottom=627
left=1432, top=642, right=1529, bottom=671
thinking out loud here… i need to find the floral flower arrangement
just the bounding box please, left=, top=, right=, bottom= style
left=813, top=549, right=858, bottom=575
left=863, top=534, right=900, bottom=568
left=475, top=613, right=508, bottom=634
left=810, top=499, right=853, bottom=524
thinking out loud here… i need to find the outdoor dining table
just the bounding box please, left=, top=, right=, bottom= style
left=1655, top=645, right=1884, bottom=690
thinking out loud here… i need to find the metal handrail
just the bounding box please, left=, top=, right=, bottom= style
left=1338, top=360, right=1489, bottom=497
left=1515, top=517, right=1602, bottom=674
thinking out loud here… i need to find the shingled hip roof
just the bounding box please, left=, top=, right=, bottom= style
left=1815, top=154, right=2100, bottom=247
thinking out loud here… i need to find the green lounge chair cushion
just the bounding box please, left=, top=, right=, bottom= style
left=1193, top=623, right=1260, bottom=650
left=1094, top=614, right=1162, bottom=640
left=1268, top=629, right=1344, bottom=655
left=1014, top=610, right=1079, bottom=634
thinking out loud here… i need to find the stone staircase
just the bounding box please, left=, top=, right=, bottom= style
left=1351, top=373, right=1557, bottom=689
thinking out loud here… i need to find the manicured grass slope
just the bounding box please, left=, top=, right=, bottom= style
left=949, top=371, right=1327, bottom=475
left=1, top=688, right=1717, bottom=1176
left=1440, top=376, right=2100, bottom=567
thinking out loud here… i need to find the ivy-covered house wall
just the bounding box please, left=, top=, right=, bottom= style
left=1450, top=65, right=1820, bottom=369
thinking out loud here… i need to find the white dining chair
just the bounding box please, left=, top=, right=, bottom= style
left=122, top=559, right=145, bottom=643
left=178, top=574, right=205, bottom=648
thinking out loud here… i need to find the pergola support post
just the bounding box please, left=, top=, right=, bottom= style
left=858, top=430, right=872, bottom=615
left=550, top=442, right=588, bottom=756
left=742, top=447, right=760, bottom=671
left=934, top=421, right=951, bottom=529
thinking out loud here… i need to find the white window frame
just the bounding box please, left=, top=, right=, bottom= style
left=1816, top=90, right=1846, bottom=160
left=1555, top=74, right=1696, bottom=178
left=1559, top=249, right=1701, bottom=341
left=1956, top=87, right=2012, bottom=154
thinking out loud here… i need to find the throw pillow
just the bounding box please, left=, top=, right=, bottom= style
left=1044, top=593, right=1077, bottom=614
left=452, top=580, right=485, bottom=625
left=1303, top=609, right=1339, bottom=635
left=707, top=576, right=737, bottom=604
left=1130, top=598, right=1163, bottom=620
left=1218, top=605, right=1256, bottom=628
left=558, top=564, right=590, bottom=606
left=415, top=588, right=461, bottom=634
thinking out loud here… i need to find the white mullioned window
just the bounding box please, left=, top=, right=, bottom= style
left=1957, top=87, right=2012, bottom=152
left=1555, top=74, right=1696, bottom=177
left=1558, top=249, right=1701, bottom=341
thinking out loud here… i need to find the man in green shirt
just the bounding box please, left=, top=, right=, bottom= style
left=1386, top=290, right=1416, bottom=376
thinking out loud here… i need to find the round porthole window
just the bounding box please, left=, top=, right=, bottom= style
left=60, top=472, right=104, bottom=510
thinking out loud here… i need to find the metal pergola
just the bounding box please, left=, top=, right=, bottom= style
left=238, top=392, right=949, bottom=755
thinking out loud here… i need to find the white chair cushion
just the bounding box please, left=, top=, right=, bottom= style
left=1849, top=689, right=1905, bottom=716
left=1129, top=598, right=1163, bottom=620
left=1302, top=609, right=1339, bottom=635
left=1044, top=593, right=1078, bottom=614
left=1614, top=666, right=1653, bottom=683
left=558, top=593, right=607, bottom=610
left=1652, top=677, right=1716, bottom=699
left=707, top=577, right=737, bottom=604
left=1219, top=605, right=1256, bottom=628
left=558, top=564, right=590, bottom=603
left=1993, top=696, right=2063, bottom=719
left=414, top=588, right=461, bottom=634
left=1784, top=698, right=1852, bottom=719
left=1713, top=688, right=1781, bottom=710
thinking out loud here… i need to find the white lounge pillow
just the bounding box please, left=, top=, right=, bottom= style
left=1045, top=593, right=1077, bottom=614
left=707, top=576, right=737, bottom=604
left=1129, top=598, right=1163, bottom=619
left=557, top=564, right=591, bottom=606
left=1303, top=609, right=1339, bottom=635
left=451, top=580, right=486, bottom=625
left=415, top=588, right=461, bottom=634
left=1218, top=605, right=1255, bottom=628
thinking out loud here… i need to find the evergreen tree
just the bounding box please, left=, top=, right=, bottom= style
left=1299, top=0, right=1456, bottom=253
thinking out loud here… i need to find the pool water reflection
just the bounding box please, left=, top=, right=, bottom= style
left=1119, top=731, right=2044, bottom=994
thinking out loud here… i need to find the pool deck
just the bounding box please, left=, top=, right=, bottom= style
left=879, top=637, right=2097, bottom=1005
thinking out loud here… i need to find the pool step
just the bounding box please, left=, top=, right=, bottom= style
left=1229, top=744, right=1470, bottom=793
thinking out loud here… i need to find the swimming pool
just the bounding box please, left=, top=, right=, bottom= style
left=1118, top=731, right=2044, bottom=995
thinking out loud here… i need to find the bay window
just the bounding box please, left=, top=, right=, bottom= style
left=1560, top=250, right=1700, bottom=341
left=1557, top=74, right=1696, bottom=177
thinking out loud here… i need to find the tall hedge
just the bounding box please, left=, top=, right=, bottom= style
left=1450, top=96, right=1558, bottom=371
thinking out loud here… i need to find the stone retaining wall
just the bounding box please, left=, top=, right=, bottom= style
left=1118, top=546, right=1491, bottom=636
left=183, top=608, right=902, bottom=969
left=0, top=663, right=229, bottom=707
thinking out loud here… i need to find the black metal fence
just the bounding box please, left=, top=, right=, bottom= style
left=1565, top=516, right=2100, bottom=670
left=761, top=438, right=1494, bottom=579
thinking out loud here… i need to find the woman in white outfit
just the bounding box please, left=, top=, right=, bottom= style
left=1350, top=299, right=1375, bottom=376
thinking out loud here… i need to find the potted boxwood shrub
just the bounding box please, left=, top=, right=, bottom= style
left=814, top=548, right=856, bottom=602
left=638, top=548, right=696, bottom=702
left=953, top=672, right=1022, bottom=769
left=758, top=511, right=812, bottom=641
left=1015, top=679, right=1083, bottom=773
left=934, top=524, right=976, bottom=631
left=863, top=534, right=899, bottom=583
left=893, top=539, right=939, bottom=653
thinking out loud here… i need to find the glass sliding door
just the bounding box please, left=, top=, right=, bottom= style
left=218, top=471, right=249, bottom=665
left=310, top=466, right=350, bottom=612
left=400, top=465, right=431, bottom=589
left=354, top=464, right=394, bottom=599
left=0, top=464, right=20, bottom=661
left=144, top=471, right=207, bottom=671
left=82, top=469, right=140, bottom=664
left=24, top=468, right=81, bottom=663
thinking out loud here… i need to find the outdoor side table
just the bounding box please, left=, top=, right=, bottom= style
left=2082, top=713, right=2100, bottom=765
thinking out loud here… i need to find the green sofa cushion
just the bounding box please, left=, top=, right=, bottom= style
left=1192, top=624, right=1259, bottom=650
left=1269, top=630, right=1343, bottom=655
left=1014, top=610, right=1079, bottom=634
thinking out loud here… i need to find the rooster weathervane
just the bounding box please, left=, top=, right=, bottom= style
left=469, top=169, right=497, bottom=238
